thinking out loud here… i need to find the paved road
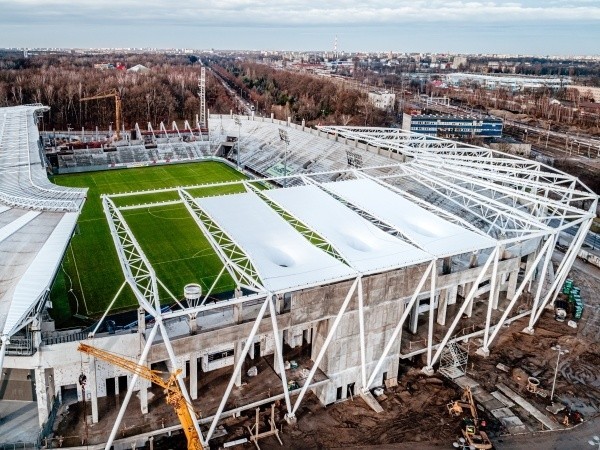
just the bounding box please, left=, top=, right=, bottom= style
left=549, top=220, right=600, bottom=251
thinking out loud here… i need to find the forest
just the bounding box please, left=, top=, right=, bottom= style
left=0, top=51, right=388, bottom=131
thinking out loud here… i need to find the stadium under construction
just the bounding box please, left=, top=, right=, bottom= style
left=0, top=104, right=597, bottom=448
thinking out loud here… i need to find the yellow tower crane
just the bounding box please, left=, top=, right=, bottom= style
left=77, top=343, right=204, bottom=450
left=80, top=89, right=123, bottom=140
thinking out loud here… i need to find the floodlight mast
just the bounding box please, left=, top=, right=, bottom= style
left=234, top=116, right=242, bottom=169
left=278, top=128, right=290, bottom=187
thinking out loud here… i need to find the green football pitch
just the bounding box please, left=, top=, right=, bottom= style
left=50, top=161, right=247, bottom=326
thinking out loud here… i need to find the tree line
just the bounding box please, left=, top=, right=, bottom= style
left=0, top=52, right=395, bottom=131
left=205, top=57, right=392, bottom=126
left=0, top=52, right=236, bottom=131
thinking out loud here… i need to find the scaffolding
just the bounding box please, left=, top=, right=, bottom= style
left=438, top=341, right=469, bottom=380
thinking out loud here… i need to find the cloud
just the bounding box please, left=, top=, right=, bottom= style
left=2, top=0, right=600, bottom=26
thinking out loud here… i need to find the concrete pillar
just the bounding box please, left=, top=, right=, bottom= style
left=525, top=250, right=539, bottom=288
left=271, top=112, right=274, bottom=122
left=507, top=270, right=519, bottom=299
left=234, top=288, right=243, bottom=323
left=276, top=294, right=283, bottom=313
left=234, top=341, right=243, bottom=387
left=189, top=355, right=198, bottom=400
left=491, top=280, right=501, bottom=310
left=249, top=338, right=255, bottom=360
left=469, top=252, right=479, bottom=268
left=442, top=257, right=452, bottom=275
left=114, top=375, right=119, bottom=396
left=464, top=283, right=474, bottom=317
left=35, top=367, right=49, bottom=427
left=137, top=307, right=146, bottom=332
left=140, top=378, right=148, bottom=414
left=409, top=299, right=419, bottom=334
left=447, top=285, right=458, bottom=306
left=88, top=357, right=99, bottom=423
left=189, top=315, right=198, bottom=335
left=274, top=331, right=284, bottom=375
left=311, top=325, right=317, bottom=359
left=437, top=288, right=448, bottom=326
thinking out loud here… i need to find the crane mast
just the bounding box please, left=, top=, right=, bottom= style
left=80, top=89, right=122, bottom=140
left=77, top=343, right=203, bottom=450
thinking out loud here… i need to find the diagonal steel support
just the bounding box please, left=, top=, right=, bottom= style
left=105, top=323, right=159, bottom=450
left=102, top=196, right=159, bottom=316
left=268, top=295, right=293, bottom=416
left=179, top=188, right=265, bottom=292
left=486, top=237, right=555, bottom=349
left=206, top=296, right=270, bottom=442
left=291, top=277, right=360, bottom=416
left=428, top=247, right=498, bottom=370
left=366, top=261, right=435, bottom=389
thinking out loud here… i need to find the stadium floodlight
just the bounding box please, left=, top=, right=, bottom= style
left=278, top=128, right=290, bottom=187
left=234, top=116, right=242, bottom=169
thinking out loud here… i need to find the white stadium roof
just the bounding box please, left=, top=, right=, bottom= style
left=194, top=192, right=357, bottom=292
left=0, top=105, right=86, bottom=345
left=323, top=178, right=497, bottom=257
left=264, top=184, right=432, bottom=274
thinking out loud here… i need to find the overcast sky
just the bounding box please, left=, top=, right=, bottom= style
left=1, top=1, right=599, bottom=55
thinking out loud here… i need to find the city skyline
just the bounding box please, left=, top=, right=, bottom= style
left=1, top=1, right=599, bottom=55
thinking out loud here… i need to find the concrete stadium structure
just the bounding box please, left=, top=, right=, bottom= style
left=0, top=106, right=597, bottom=448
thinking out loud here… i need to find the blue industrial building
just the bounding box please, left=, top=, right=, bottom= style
left=402, top=113, right=503, bottom=139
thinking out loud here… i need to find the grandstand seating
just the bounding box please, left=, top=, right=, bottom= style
left=211, top=116, right=404, bottom=181
left=55, top=140, right=211, bottom=170
left=0, top=105, right=86, bottom=212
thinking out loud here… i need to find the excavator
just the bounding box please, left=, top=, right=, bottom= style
left=447, top=386, right=493, bottom=450
left=80, top=89, right=123, bottom=140
left=77, top=343, right=204, bottom=450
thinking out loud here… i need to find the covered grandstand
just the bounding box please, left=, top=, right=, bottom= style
left=0, top=107, right=597, bottom=448
left=0, top=104, right=86, bottom=377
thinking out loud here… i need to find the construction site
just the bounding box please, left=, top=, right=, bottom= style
left=0, top=67, right=599, bottom=450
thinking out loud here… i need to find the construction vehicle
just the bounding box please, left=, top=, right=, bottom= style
left=77, top=343, right=203, bottom=450
left=80, top=89, right=123, bottom=140
left=447, top=386, right=493, bottom=450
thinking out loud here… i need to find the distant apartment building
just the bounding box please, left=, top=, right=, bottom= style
left=445, top=73, right=571, bottom=91
left=368, top=91, right=396, bottom=111
left=451, top=56, right=468, bottom=70
left=402, top=113, right=503, bottom=139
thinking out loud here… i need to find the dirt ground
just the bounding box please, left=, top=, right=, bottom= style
left=52, top=251, right=600, bottom=449
left=208, top=252, right=600, bottom=450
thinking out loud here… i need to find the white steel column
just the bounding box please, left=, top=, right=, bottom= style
left=268, top=295, right=293, bottom=417
left=486, top=237, right=555, bottom=348
left=429, top=247, right=498, bottom=369
left=478, top=245, right=500, bottom=356
left=190, top=354, right=198, bottom=401
left=206, top=296, right=270, bottom=442
left=157, top=319, right=204, bottom=445
left=366, top=261, right=434, bottom=389
left=88, top=356, right=99, bottom=423
left=531, top=219, right=593, bottom=326
left=291, top=277, right=360, bottom=416
left=0, top=338, right=7, bottom=380
left=425, top=259, right=438, bottom=371
left=357, top=278, right=367, bottom=389
left=525, top=234, right=557, bottom=333
left=34, top=366, right=49, bottom=427
left=105, top=323, right=159, bottom=450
